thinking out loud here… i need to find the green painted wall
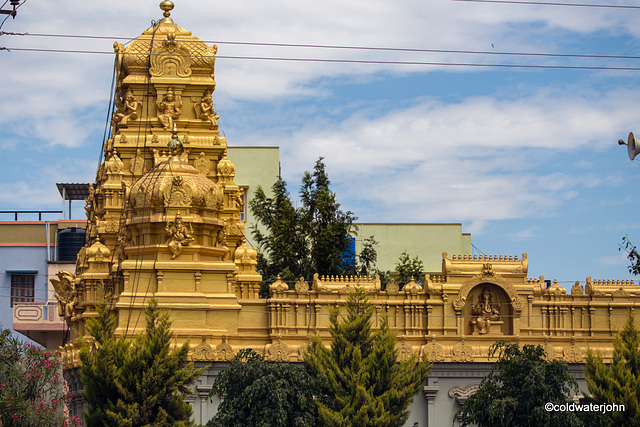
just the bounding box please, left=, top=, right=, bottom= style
left=355, top=223, right=471, bottom=274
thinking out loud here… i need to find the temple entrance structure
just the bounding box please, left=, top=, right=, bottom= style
left=54, top=3, right=640, bottom=426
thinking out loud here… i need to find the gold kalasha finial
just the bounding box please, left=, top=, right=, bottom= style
left=159, top=1, right=174, bottom=18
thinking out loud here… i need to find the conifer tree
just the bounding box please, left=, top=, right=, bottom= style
left=304, top=288, right=431, bottom=427
left=80, top=300, right=202, bottom=426
left=299, top=157, right=357, bottom=277
left=585, top=315, right=640, bottom=426
left=251, top=158, right=375, bottom=284
left=250, top=175, right=309, bottom=283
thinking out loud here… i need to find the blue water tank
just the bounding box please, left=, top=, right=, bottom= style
left=57, top=227, right=86, bottom=262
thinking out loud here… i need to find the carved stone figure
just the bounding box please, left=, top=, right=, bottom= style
left=130, top=148, right=145, bottom=175
left=84, top=184, right=95, bottom=219
left=471, top=289, right=501, bottom=334
left=156, top=86, right=182, bottom=130
left=106, top=149, right=124, bottom=174
left=51, top=271, right=77, bottom=325
left=113, top=88, right=140, bottom=127
left=194, top=88, right=219, bottom=129
left=165, top=211, right=194, bottom=259
left=194, top=152, right=211, bottom=175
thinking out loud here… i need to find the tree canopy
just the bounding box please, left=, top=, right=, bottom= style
left=80, top=300, right=202, bottom=426
left=207, top=349, right=321, bottom=427
left=456, top=341, right=583, bottom=427
left=586, top=315, right=640, bottom=426
left=251, top=157, right=376, bottom=284
left=304, top=288, right=431, bottom=427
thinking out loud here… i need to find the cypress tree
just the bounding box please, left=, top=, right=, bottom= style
left=80, top=300, right=202, bottom=426
left=586, top=315, right=640, bottom=426
left=304, top=288, right=431, bottom=427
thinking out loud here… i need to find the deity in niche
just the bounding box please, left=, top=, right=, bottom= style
left=165, top=211, right=194, bottom=259
left=113, top=88, right=140, bottom=127
left=194, top=88, right=219, bottom=129
left=156, top=87, right=182, bottom=130
left=471, top=288, right=501, bottom=334
left=130, top=149, right=145, bottom=175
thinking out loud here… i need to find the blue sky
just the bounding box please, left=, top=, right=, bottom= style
left=2, top=0, right=640, bottom=288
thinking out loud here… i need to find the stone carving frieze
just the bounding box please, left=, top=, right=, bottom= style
left=451, top=337, right=474, bottom=362
left=266, top=337, right=289, bottom=362
left=192, top=336, right=215, bottom=361
left=563, top=337, right=584, bottom=363
left=216, top=336, right=234, bottom=361
left=397, top=337, right=413, bottom=362
left=421, top=335, right=445, bottom=362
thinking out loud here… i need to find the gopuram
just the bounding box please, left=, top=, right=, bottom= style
left=54, top=3, right=640, bottom=425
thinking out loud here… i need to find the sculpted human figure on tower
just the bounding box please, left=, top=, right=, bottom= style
left=157, top=86, right=182, bottom=130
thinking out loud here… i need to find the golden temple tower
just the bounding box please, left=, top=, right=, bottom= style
left=57, top=1, right=261, bottom=368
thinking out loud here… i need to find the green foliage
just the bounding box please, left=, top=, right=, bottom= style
left=207, top=349, right=320, bottom=427
left=394, top=251, right=424, bottom=287
left=457, top=341, right=583, bottom=427
left=251, top=176, right=309, bottom=283
left=357, top=236, right=378, bottom=276
left=251, top=158, right=376, bottom=284
left=304, top=288, right=431, bottom=427
left=80, top=300, right=203, bottom=426
left=620, top=236, right=640, bottom=276
left=585, top=315, right=640, bottom=426
left=0, top=328, right=80, bottom=426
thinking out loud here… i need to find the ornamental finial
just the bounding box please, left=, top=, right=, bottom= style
left=159, top=1, right=174, bottom=19
left=168, top=123, right=184, bottom=157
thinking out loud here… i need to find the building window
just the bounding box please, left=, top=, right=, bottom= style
left=10, top=274, right=35, bottom=307
left=239, top=186, right=248, bottom=222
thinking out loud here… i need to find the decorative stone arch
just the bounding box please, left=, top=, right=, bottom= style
left=453, top=274, right=524, bottom=312
left=453, top=274, right=524, bottom=336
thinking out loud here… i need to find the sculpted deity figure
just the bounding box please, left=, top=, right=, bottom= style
left=113, top=88, right=140, bottom=127
left=471, top=289, right=501, bottom=334
left=130, top=148, right=145, bottom=175
left=194, top=89, right=219, bottom=129
left=50, top=271, right=77, bottom=325
left=84, top=184, right=95, bottom=219
left=156, top=87, right=182, bottom=130
left=165, top=212, right=194, bottom=259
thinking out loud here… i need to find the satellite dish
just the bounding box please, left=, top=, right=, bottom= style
left=629, top=132, right=640, bottom=161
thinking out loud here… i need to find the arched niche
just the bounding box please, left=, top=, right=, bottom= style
left=453, top=275, right=524, bottom=336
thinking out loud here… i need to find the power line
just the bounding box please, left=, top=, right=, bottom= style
left=3, top=47, right=640, bottom=71
left=3, top=31, right=640, bottom=61
left=451, top=0, right=640, bottom=8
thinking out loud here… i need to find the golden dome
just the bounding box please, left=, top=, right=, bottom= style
left=128, top=156, right=222, bottom=211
